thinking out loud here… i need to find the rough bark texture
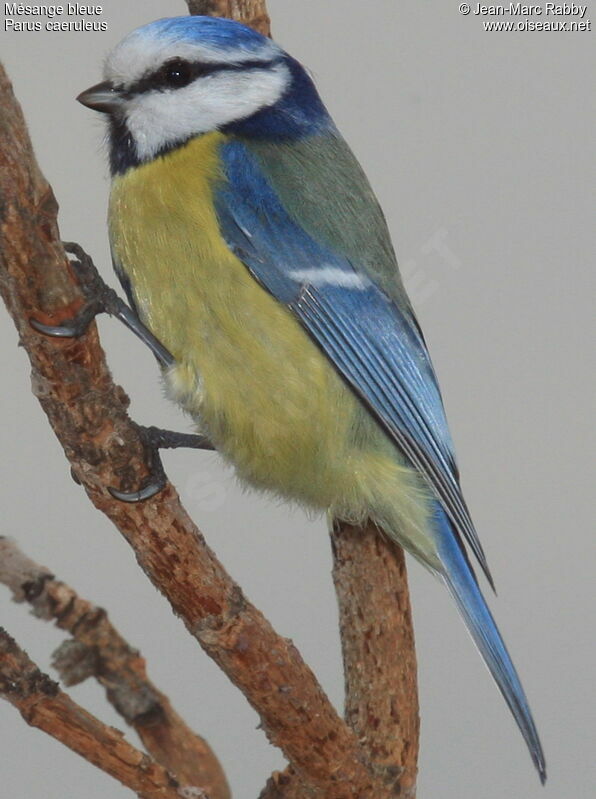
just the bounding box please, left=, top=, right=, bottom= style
left=187, top=0, right=271, bottom=36
left=0, top=538, right=230, bottom=799
left=260, top=526, right=420, bottom=799
left=331, top=522, right=419, bottom=797
left=258, top=768, right=308, bottom=799
left=0, top=64, right=391, bottom=799
left=0, top=630, right=185, bottom=799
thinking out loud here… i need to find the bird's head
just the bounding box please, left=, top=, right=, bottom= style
left=78, top=16, right=331, bottom=173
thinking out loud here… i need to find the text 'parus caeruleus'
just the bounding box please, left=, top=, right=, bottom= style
left=77, top=15, right=545, bottom=782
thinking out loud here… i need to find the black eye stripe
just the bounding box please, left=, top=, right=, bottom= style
left=125, top=57, right=282, bottom=97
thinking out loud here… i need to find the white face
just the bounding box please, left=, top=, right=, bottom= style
left=103, top=26, right=290, bottom=161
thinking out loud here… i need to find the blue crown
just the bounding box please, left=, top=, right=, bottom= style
left=132, top=15, right=274, bottom=56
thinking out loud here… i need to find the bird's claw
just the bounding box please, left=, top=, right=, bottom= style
left=30, top=299, right=104, bottom=338
left=30, top=242, right=122, bottom=338
left=108, top=475, right=167, bottom=504
left=107, top=425, right=215, bottom=503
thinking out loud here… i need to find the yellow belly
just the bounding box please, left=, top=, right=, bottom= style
left=108, top=133, right=435, bottom=561
left=109, top=134, right=356, bottom=505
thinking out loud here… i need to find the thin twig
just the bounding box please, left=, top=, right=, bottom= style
left=0, top=629, right=186, bottom=799
left=0, top=537, right=230, bottom=799
left=186, top=0, right=271, bottom=36
left=0, top=63, right=389, bottom=798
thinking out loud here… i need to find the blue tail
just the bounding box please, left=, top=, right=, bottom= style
left=433, top=504, right=546, bottom=783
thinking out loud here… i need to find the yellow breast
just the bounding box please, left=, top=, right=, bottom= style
left=108, top=133, right=434, bottom=557
left=108, top=133, right=358, bottom=506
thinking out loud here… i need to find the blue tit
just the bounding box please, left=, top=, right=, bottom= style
left=77, top=15, right=545, bottom=781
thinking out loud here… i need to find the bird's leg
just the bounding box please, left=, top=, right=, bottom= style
left=31, top=243, right=217, bottom=502
left=108, top=424, right=216, bottom=504
left=30, top=241, right=173, bottom=369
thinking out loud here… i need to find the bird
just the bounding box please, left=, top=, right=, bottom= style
left=75, top=15, right=545, bottom=782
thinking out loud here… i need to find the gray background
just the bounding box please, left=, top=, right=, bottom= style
left=1, top=1, right=594, bottom=797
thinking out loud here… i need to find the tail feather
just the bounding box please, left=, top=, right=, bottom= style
left=433, top=504, right=546, bottom=783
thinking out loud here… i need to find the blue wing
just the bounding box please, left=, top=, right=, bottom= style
left=213, top=138, right=547, bottom=782
left=215, top=138, right=493, bottom=588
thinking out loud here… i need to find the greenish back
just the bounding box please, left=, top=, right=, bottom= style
left=245, top=132, right=412, bottom=314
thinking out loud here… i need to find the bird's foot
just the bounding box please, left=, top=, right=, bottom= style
left=30, top=242, right=124, bottom=338
left=108, top=424, right=215, bottom=503
left=30, top=242, right=174, bottom=367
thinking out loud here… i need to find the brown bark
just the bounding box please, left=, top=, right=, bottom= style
left=0, top=629, right=185, bottom=799
left=331, top=522, right=419, bottom=797
left=260, top=526, right=420, bottom=799
left=186, top=0, right=271, bottom=36
left=259, top=768, right=307, bottom=799
left=0, top=64, right=390, bottom=798
left=0, top=538, right=230, bottom=799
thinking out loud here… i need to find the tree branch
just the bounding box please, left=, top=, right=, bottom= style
left=186, top=0, right=271, bottom=36
left=258, top=768, right=307, bottom=799
left=0, top=629, right=186, bottom=799
left=0, top=63, right=390, bottom=798
left=0, top=537, right=230, bottom=799
left=259, top=526, right=420, bottom=799
left=331, top=522, right=419, bottom=797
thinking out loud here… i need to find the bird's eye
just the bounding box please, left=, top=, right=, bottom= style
left=161, top=59, right=193, bottom=89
